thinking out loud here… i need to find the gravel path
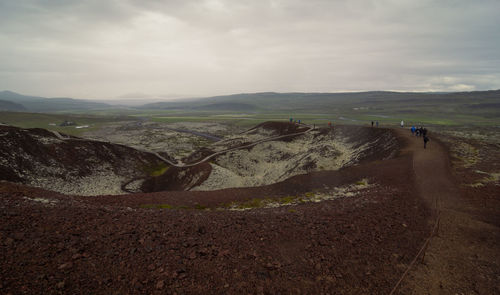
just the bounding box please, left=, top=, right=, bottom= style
left=396, top=129, right=500, bottom=294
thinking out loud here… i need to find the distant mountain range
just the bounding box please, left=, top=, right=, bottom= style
left=1, top=89, right=499, bottom=114
left=0, top=91, right=111, bottom=112
left=139, top=90, right=500, bottom=113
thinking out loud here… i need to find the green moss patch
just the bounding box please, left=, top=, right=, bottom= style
left=222, top=179, right=373, bottom=211
left=143, top=163, right=170, bottom=177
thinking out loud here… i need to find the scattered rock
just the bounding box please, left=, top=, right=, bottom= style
left=58, top=262, right=73, bottom=270
left=4, top=238, right=14, bottom=246
left=56, top=281, right=65, bottom=289
left=197, top=226, right=206, bottom=234
left=156, top=280, right=164, bottom=290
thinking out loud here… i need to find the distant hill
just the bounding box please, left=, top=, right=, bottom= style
left=139, top=90, right=500, bottom=115
left=143, top=100, right=259, bottom=112
left=0, top=99, right=26, bottom=111
left=0, top=91, right=110, bottom=112
left=2, top=89, right=499, bottom=121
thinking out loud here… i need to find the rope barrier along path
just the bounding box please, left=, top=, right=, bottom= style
left=388, top=212, right=441, bottom=295
left=389, top=133, right=442, bottom=294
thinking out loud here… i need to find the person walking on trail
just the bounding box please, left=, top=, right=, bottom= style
left=376, top=121, right=379, bottom=127
left=328, top=121, right=332, bottom=128
left=422, top=127, right=428, bottom=137
left=423, top=135, right=430, bottom=149
left=371, top=121, right=374, bottom=127
left=400, top=120, right=404, bottom=128
left=411, top=126, right=416, bottom=136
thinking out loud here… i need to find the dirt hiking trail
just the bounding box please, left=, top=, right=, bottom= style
left=395, top=129, right=500, bottom=294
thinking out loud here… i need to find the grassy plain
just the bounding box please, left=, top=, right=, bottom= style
left=146, top=110, right=498, bottom=129
left=0, top=111, right=133, bottom=135
left=2, top=89, right=499, bottom=136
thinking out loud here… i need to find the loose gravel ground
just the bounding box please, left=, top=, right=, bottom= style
left=1, top=124, right=497, bottom=294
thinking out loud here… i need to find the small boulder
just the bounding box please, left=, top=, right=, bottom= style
left=156, top=280, right=165, bottom=290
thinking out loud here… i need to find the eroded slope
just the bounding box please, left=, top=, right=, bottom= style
left=0, top=125, right=164, bottom=195
left=196, top=125, right=397, bottom=190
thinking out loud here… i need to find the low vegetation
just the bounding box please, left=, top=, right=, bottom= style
left=144, top=163, right=170, bottom=177
left=137, top=180, right=372, bottom=211
left=468, top=171, right=500, bottom=187
left=223, top=179, right=371, bottom=210
left=0, top=111, right=131, bottom=136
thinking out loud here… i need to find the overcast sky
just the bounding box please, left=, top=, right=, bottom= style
left=1, top=0, right=499, bottom=99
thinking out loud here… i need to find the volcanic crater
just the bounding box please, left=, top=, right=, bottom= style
left=1, top=122, right=399, bottom=196
left=4, top=121, right=495, bottom=294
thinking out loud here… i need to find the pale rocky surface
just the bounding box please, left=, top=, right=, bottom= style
left=194, top=127, right=397, bottom=191
left=0, top=125, right=163, bottom=196
left=1, top=123, right=398, bottom=196
left=81, top=121, right=242, bottom=160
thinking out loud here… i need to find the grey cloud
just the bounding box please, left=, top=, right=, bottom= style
left=0, top=0, right=499, bottom=98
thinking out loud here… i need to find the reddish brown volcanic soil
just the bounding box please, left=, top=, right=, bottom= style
left=1, top=126, right=498, bottom=294
left=399, top=129, right=500, bottom=294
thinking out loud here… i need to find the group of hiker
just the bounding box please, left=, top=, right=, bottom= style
left=371, top=120, right=431, bottom=149
left=411, top=125, right=427, bottom=137
left=411, top=125, right=430, bottom=149
left=290, top=117, right=431, bottom=149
